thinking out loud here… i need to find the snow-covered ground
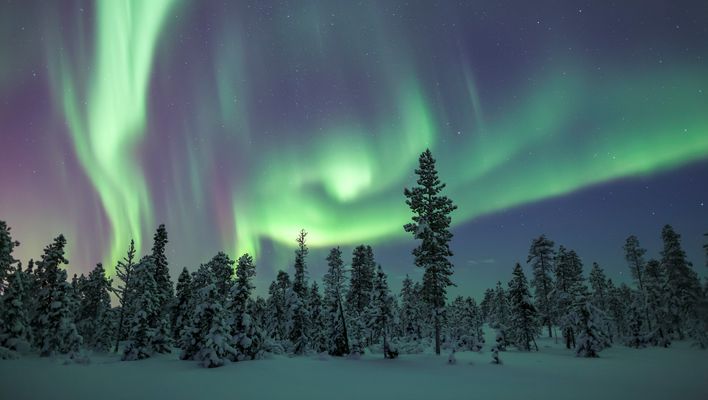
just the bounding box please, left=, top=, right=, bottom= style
left=1, top=333, right=707, bottom=400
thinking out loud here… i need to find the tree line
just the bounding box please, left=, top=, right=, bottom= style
left=0, top=150, right=706, bottom=366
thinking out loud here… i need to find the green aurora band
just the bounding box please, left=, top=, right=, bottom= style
left=38, top=1, right=708, bottom=272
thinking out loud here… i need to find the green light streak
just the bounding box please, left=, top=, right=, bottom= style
left=49, top=0, right=176, bottom=271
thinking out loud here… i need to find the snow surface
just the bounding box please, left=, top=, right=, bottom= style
left=1, top=330, right=707, bottom=400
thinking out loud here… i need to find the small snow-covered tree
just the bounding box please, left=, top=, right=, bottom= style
left=193, top=278, right=237, bottom=368
left=309, top=282, right=327, bottom=353
left=369, top=265, right=396, bottom=358
left=265, top=270, right=291, bottom=343
left=575, top=301, right=610, bottom=357
left=507, top=263, right=539, bottom=351
left=554, top=247, right=587, bottom=349
left=207, top=252, right=235, bottom=298
left=229, top=253, right=264, bottom=361
left=77, top=263, right=113, bottom=352
left=123, top=257, right=160, bottom=361
left=172, top=267, right=193, bottom=344
left=0, top=221, right=20, bottom=294
left=527, top=235, right=555, bottom=337
left=0, top=266, right=33, bottom=351
left=323, top=247, right=350, bottom=356
left=289, top=230, right=311, bottom=355
left=625, top=296, right=650, bottom=349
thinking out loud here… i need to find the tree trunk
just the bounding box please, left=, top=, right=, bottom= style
left=114, top=307, right=126, bottom=353
left=547, top=322, right=553, bottom=338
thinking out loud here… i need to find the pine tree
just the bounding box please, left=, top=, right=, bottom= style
left=77, top=263, right=113, bottom=352
left=527, top=235, right=555, bottom=337
left=150, top=224, right=173, bottom=351
left=625, top=295, right=650, bottom=349
left=31, top=235, right=71, bottom=354
left=403, top=149, right=457, bottom=355
left=309, top=282, right=327, bottom=353
left=113, top=240, right=137, bottom=352
left=123, top=257, right=160, bottom=361
left=265, top=270, right=291, bottom=342
left=644, top=260, right=671, bottom=347
left=588, top=263, right=610, bottom=312
left=480, top=288, right=495, bottom=323
left=399, top=275, right=420, bottom=339
left=554, top=246, right=586, bottom=349
left=507, top=263, right=539, bottom=351
left=0, top=265, right=33, bottom=351
left=192, top=274, right=238, bottom=368
left=465, top=297, right=485, bottom=349
left=607, top=283, right=632, bottom=339
left=624, top=235, right=651, bottom=331
left=0, top=221, right=20, bottom=293
left=207, top=252, right=235, bottom=298
left=490, top=281, right=509, bottom=330
left=369, top=265, right=397, bottom=358
left=661, top=225, right=701, bottom=339
left=323, top=247, right=350, bottom=356
left=347, top=245, right=376, bottom=315
left=575, top=301, right=610, bottom=357
left=172, top=267, right=193, bottom=344
left=289, top=230, right=310, bottom=354
left=229, top=253, right=263, bottom=361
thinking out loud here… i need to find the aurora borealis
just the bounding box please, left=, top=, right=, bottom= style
left=1, top=0, right=707, bottom=295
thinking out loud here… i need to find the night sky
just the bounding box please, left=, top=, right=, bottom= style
left=1, top=0, right=707, bottom=297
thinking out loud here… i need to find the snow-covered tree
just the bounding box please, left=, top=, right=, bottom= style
left=113, top=240, right=137, bottom=352
left=347, top=245, right=376, bottom=317
left=265, top=270, right=291, bottom=343
left=661, top=225, right=702, bottom=339
left=480, top=288, right=495, bottom=323
left=554, top=246, right=587, bottom=349
left=399, top=275, right=422, bottom=339
left=0, top=221, right=20, bottom=294
left=150, top=224, right=173, bottom=352
left=489, top=281, right=510, bottom=330
left=625, top=295, right=650, bottom=349
left=323, top=247, right=350, bottom=356
left=644, top=259, right=671, bottom=347
left=527, top=234, right=555, bottom=337
left=575, top=301, right=610, bottom=357
left=507, top=263, right=539, bottom=351
left=369, top=265, right=396, bottom=358
left=123, top=257, right=160, bottom=361
left=289, top=230, right=311, bottom=354
left=172, top=267, right=193, bottom=345
left=77, top=263, right=113, bottom=352
left=0, top=265, right=32, bottom=351
left=206, top=251, right=235, bottom=298
left=229, top=253, right=264, bottom=361
left=624, top=235, right=651, bottom=331
left=31, top=235, right=75, bottom=355
left=404, top=149, right=457, bottom=355
left=190, top=275, right=238, bottom=368
left=309, top=282, right=327, bottom=353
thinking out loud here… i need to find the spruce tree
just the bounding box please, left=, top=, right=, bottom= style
left=527, top=235, right=555, bottom=337
left=192, top=273, right=238, bottom=368
left=172, top=267, right=193, bottom=344
left=403, top=149, right=457, bottom=355
left=644, top=259, right=671, bottom=347
left=575, top=301, right=609, bottom=357
left=150, top=224, right=173, bottom=352
left=661, top=225, right=701, bottom=339
left=347, top=244, right=376, bottom=315
left=507, top=263, right=539, bottom=351
left=31, top=235, right=71, bottom=353
left=0, top=265, right=32, bottom=351
left=323, top=247, right=350, bottom=356
left=0, top=221, right=20, bottom=293
left=229, top=253, right=263, bottom=361
left=77, top=263, right=113, bottom=352
left=588, top=262, right=610, bottom=312
left=624, top=235, right=651, bottom=331
left=289, top=230, right=310, bottom=354
left=265, top=270, right=291, bottom=342
left=370, top=265, right=396, bottom=358
left=123, top=257, right=160, bottom=361
left=399, top=275, right=419, bottom=339
left=309, top=282, right=327, bottom=353
left=207, top=252, right=235, bottom=298
left=113, top=240, right=137, bottom=352
left=480, top=288, right=495, bottom=323
left=465, top=297, right=485, bottom=349
left=554, top=246, right=586, bottom=349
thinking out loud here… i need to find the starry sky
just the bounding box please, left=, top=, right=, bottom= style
left=1, top=0, right=707, bottom=297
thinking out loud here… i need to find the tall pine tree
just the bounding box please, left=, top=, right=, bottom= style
left=323, top=247, right=350, bottom=356
left=507, top=263, right=539, bottom=351
left=113, top=240, right=137, bottom=352
left=403, top=149, right=457, bottom=355
left=527, top=235, right=555, bottom=337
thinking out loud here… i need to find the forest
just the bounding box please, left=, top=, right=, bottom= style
left=1, top=150, right=707, bottom=368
